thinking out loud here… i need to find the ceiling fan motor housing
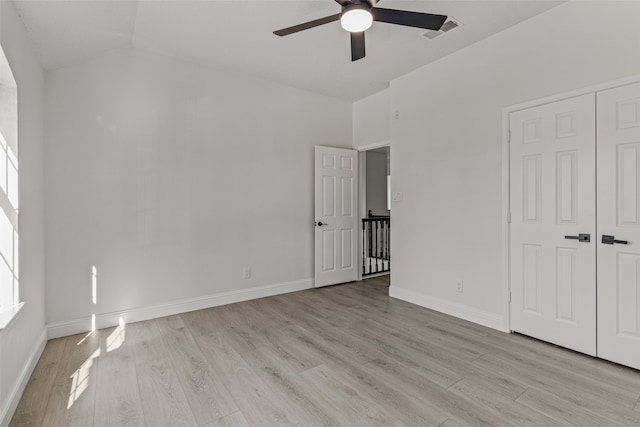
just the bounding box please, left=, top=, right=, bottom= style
left=343, top=3, right=371, bottom=14
left=345, top=0, right=379, bottom=7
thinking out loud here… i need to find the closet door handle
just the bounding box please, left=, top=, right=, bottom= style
left=601, top=235, right=628, bottom=245
left=564, top=234, right=590, bottom=242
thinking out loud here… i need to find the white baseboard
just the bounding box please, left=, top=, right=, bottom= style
left=0, top=328, right=47, bottom=427
left=389, top=286, right=507, bottom=332
left=363, top=271, right=390, bottom=279
left=48, top=278, right=314, bottom=339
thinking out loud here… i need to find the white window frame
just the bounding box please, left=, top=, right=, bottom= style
left=0, top=46, right=22, bottom=332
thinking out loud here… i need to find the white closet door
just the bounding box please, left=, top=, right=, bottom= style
left=597, top=82, right=640, bottom=370
left=510, top=94, right=596, bottom=355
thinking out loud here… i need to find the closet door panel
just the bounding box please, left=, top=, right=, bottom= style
left=597, top=82, right=640, bottom=370
left=510, top=94, right=597, bottom=355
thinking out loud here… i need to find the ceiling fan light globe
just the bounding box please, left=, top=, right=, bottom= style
left=340, top=9, right=373, bottom=32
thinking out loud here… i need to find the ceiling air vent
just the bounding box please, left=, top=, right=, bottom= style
left=421, top=17, right=461, bottom=40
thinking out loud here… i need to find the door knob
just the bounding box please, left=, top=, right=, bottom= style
left=315, top=221, right=327, bottom=227
left=564, top=234, right=590, bottom=242
left=602, top=235, right=628, bottom=245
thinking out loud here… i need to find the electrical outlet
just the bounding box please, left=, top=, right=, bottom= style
left=457, top=281, right=464, bottom=293
left=392, top=192, right=403, bottom=202
left=242, top=267, right=251, bottom=279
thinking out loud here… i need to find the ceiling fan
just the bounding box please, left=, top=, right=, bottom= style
left=273, top=0, right=448, bottom=62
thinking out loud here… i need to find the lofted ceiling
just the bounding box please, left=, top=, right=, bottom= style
left=12, top=0, right=562, bottom=101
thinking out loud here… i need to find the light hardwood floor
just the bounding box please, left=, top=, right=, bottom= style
left=10, top=276, right=640, bottom=426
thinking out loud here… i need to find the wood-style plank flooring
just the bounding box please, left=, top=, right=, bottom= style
left=10, top=276, right=640, bottom=426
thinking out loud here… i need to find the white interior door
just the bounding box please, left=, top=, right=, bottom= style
left=315, top=146, right=358, bottom=288
left=596, top=82, right=640, bottom=369
left=510, top=94, right=597, bottom=355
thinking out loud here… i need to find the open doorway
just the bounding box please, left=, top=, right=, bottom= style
left=361, top=146, right=390, bottom=277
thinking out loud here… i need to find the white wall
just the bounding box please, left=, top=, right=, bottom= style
left=353, top=89, right=390, bottom=150
left=44, top=47, right=352, bottom=328
left=0, top=2, right=46, bottom=425
left=389, top=1, right=640, bottom=329
left=366, top=151, right=389, bottom=216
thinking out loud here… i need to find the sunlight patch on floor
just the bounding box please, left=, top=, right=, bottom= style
left=107, top=317, right=126, bottom=353
left=67, top=347, right=100, bottom=409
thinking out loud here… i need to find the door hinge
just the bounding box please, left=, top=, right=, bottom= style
left=507, top=211, right=511, bottom=223
left=509, top=291, right=512, bottom=303
left=507, top=129, right=511, bottom=144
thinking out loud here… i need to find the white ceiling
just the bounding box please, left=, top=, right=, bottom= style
left=12, top=0, right=562, bottom=101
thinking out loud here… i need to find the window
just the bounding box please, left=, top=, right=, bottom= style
left=0, top=44, right=19, bottom=322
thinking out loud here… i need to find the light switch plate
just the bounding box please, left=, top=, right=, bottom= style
left=392, top=192, right=403, bottom=202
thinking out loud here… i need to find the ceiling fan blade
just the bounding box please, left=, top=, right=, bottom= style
left=351, top=31, right=365, bottom=61
left=372, top=8, right=447, bottom=30
left=334, top=0, right=352, bottom=6
left=273, top=13, right=341, bottom=36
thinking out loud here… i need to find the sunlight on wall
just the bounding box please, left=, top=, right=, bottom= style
left=91, top=265, right=97, bottom=305
left=74, top=267, right=100, bottom=345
